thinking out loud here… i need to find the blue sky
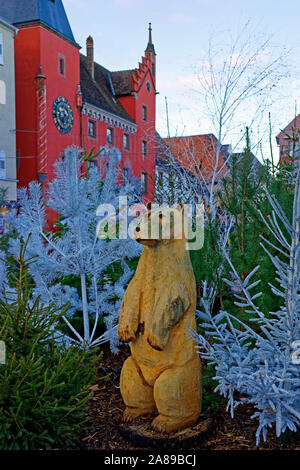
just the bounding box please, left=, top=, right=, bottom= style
left=63, top=0, right=300, bottom=160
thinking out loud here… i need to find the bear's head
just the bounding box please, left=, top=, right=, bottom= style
left=134, top=202, right=185, bottom=247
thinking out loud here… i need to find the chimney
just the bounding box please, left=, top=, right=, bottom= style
left=86, top=36, right=94, bottom=79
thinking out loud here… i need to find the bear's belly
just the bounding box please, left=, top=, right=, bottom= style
left=130, top=312, right=197, bottom=387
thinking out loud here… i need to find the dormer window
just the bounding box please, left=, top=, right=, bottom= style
left=142, top=105, right=147, bottom=122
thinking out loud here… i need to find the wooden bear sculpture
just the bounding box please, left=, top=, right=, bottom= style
left=118, top=203, right=202, bottom=433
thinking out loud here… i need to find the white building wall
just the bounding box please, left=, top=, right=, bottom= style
left=0, top=18, right=17, bottom=200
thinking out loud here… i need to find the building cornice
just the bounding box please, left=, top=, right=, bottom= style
left=14, top=21, right=80, bottom=49
left=82, top=102, right=138, bottom=134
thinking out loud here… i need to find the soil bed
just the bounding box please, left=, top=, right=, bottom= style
left=76, top=345, right=300, bottom=451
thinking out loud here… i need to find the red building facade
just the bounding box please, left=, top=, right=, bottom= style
left=276, top=114, right=300, bottom=165
left=0, top=0, right=156, bottom=199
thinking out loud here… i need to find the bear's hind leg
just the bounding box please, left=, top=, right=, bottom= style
left=152, top=357, right=201, bottom=433
left=120, top=356, right=156, bottom=422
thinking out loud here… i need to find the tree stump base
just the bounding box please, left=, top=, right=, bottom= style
left=119, top=413, right=213, bottom=450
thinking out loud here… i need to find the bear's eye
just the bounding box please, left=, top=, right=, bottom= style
left=136, top=226, right=141, bottom=232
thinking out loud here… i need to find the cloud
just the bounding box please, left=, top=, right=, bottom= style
left=158, top=73, right=202, bottom=96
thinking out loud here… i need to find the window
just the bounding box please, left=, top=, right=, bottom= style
left=141, top=172, right=148, bottom=194
left=123, top=167, right=130, bottom=181
left=0, top=33, right=3, bottom=65
left=0, top=80, right=5, bottom=105
left=58, top=54, right=65, bottom=76
left=16, top=149, right=20, bottom=170
left=142, top=140, right=147, bottom=157
left=142, top=105, right=147, bottom=121
left=88, top=120, right=96, bottom=138
left=107, top=127, right=114, bottom=144
left=123, top=133, right=130, bottom=150
left=0, top=150, right=6, bottom=179
left=146, top=81, right=151, bottom=93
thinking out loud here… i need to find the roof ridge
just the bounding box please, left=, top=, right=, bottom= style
left=80, top=53, right=110, bottom=73
left=80, top=56, right=136, bottom=124
left=111, top=69, right=134, bottom=74
left=0, top=0, right=76, bottom=44
left=80, top=54, right=135, bottom=76
left=164, top=133, right=216, bottom=139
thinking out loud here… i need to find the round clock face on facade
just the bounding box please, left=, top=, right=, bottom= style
left=52, top=96, right=74, bottom=134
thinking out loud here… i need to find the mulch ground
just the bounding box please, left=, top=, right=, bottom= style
left=76, top=345, right=300, bottom=451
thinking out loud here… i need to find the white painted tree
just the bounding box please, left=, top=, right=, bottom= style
left=155, top=134, right=203, bottom=205
left=203, top=24, right=289, bottom=206
left=8, top=147, right=140, bottom=351
left=154, top=23, right=289, bottom=311
left=161, top=22, right=289, bottom=216
left=190, top=157, right=300, bottom=443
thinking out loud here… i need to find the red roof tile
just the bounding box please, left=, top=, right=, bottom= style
left=163, top=134, right=226, bottom=181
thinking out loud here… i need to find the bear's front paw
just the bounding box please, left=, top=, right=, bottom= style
left=118, top=325, right=137, bottom=343
left=147, top=333, right=166, bottom=351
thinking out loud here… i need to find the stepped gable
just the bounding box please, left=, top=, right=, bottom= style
left=111, top=57, right=155, bottom=97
